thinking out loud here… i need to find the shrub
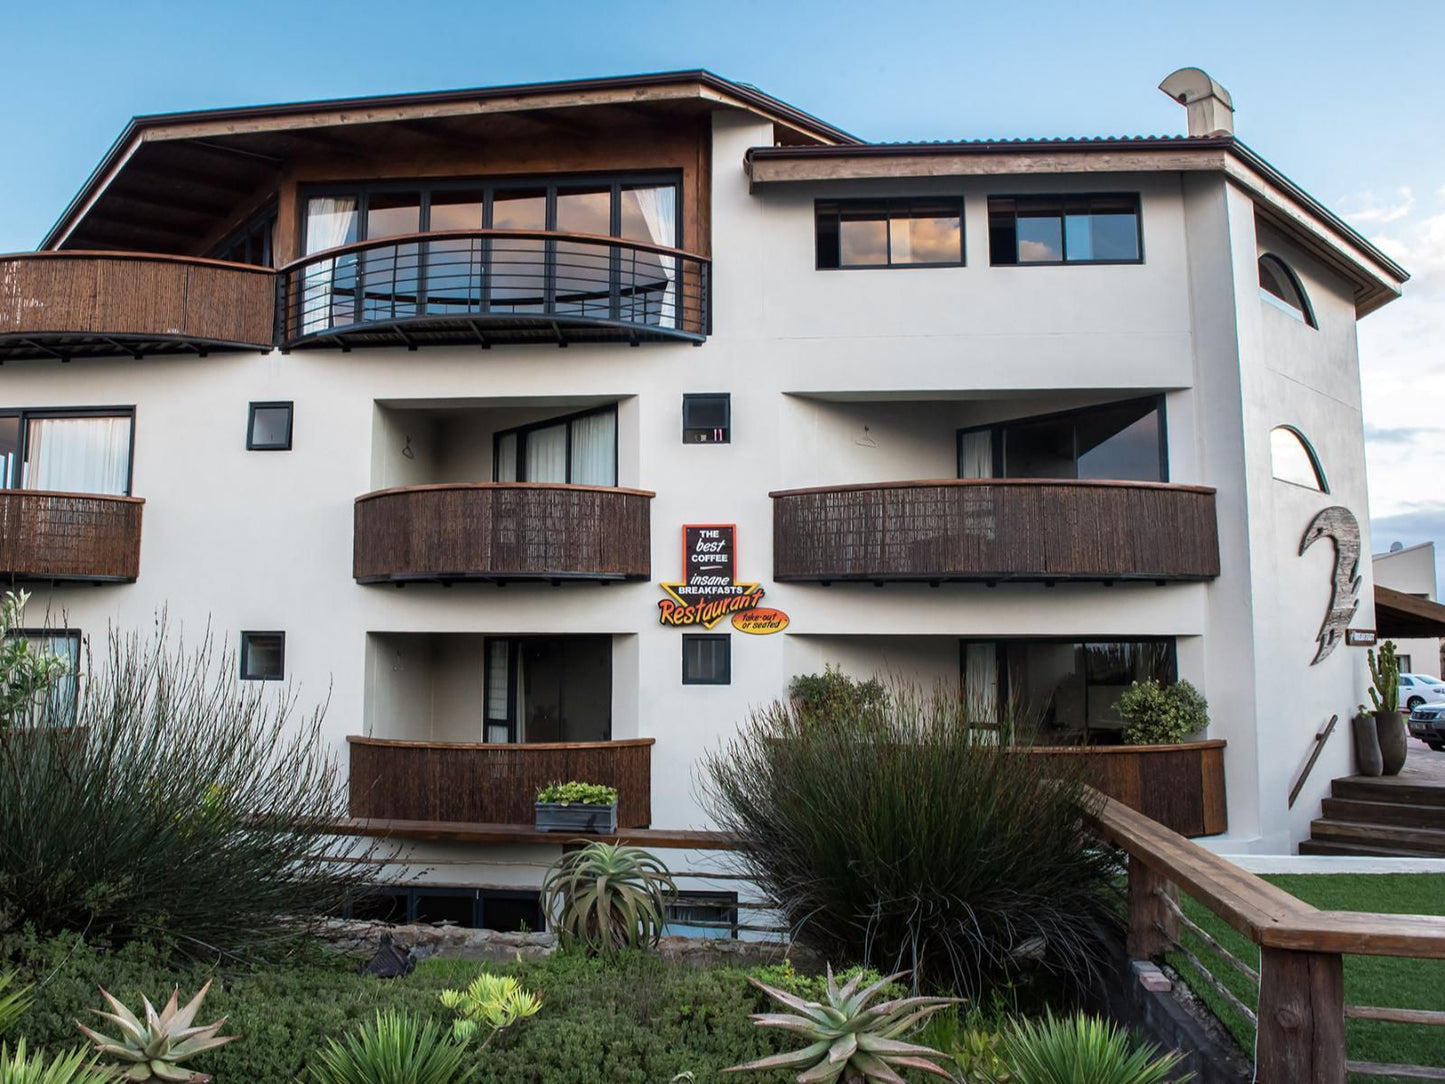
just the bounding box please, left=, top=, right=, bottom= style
left=541, top=843, right=675, bottom=955
left=534, top=782, right=617, bottom=806
left=1114, top=680, right=1208, bottom=745
left=305, top=1010, right=474, bottom=1084
left=997, top=1011, right=1187, bottom=1084
left=701, top=681, right=1118, bottom=996
left=0, top=621, right=383, bottom=955
left=789, top=666, right=888, bottom=724
left=0, top=1039, right=115, bottom=1084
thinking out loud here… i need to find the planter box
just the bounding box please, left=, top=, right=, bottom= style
left=534, top=801, right=619, bottom=834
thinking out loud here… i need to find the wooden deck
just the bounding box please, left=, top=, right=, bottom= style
left=329, top=816, right=739, bottom=851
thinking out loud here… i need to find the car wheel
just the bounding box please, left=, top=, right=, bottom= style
left=1407, top=697, right=1425, bottom=710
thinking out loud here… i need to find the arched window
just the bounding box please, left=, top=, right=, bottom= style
left=1258, top=254, right=1317, bottom=327
left=1270, top=425, right=1328, bottom=491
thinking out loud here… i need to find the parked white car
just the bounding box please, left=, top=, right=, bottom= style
left=1397, top=673, right=1445, bottom=711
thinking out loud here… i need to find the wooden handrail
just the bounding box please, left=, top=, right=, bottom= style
left=1289, top=714, right=1339, bottom=809
left=346, top=736, right=655, bottom=752
left=355, top=481, right=657, bottom=503
left=768, top=477, right=1219, bottom=498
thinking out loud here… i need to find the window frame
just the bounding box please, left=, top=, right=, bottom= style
left=1269, top=424, right=1330, bottom=493
left=4, top=626, right=81, bottom=727
left=682, top=634, right=731, bottom=686
left=814, top=196, right=966, bottom=270
left=239, top=631, right=286, bottom=682
left=0, top=406, right=136, bottom=494
left=246, top=401, right=294, bottom=451
left=492, top=404, right=619, bottom=485
left=682, top=393, right=731, bottom=444
left=664, top=889, right=740, bottom=938
left=1257, top=253, right=1318, bottom=328
left=210, top=201, right=279, bottom=267
left=956, top=395, right=1168, bottom=482
left=987, top=193, right=1144, bottom=266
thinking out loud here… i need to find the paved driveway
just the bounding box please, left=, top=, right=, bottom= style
left=1400, top=736, right=1445, bottom=785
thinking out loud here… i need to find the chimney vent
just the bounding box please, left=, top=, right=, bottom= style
left=1159, top=68, right=1234, bottom=137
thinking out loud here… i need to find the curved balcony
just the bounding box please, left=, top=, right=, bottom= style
left=348, top=736, right=654, bottom=828
left=354, top=482, right=653, bottom=584
left=770, top=479, right=1219, bottom=584
left=279, top=229, right=709, bottom=350
left=0, top=252, right=275, bottom=361
left=0, top=490, right=144, bottom=582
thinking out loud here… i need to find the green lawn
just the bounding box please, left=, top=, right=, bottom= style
left=1167, top=873, right=1445, bottom=1084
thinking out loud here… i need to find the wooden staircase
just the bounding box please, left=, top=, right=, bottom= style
left=1301, top=776, right=1445, bottom=857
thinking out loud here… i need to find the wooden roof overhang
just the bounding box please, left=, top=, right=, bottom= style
left=42, top=70, right=857, bottom=256
left=746, top=137, right=1409, bottom=318
left=1375, top=584, right=1445, bottom=639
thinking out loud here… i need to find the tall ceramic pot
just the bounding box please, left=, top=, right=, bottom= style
left=1375, top=709, right=1408, bottom=776
left=1352, top=713, right=1383, bottom=777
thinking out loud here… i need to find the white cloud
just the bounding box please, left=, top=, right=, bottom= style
left=1341, top=187, right=1416, bottom=226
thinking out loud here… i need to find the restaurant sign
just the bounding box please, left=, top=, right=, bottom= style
left=657, top=524, right=786, bottom=633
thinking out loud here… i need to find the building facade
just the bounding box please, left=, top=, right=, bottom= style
left=1372, top=541, right=1441, bottom=680
left=0, top=69, right=1409, bottom=910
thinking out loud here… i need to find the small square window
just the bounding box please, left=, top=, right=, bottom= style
left=682, top=634, right=730, bottom=685
left=247, top=402, right=293, bottom=450
left=240, top=631, right=285, bottom=681
left=683, top=394, right=730, bottom=444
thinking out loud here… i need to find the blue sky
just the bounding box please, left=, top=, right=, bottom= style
left=2, top=0, right=1442, bottom=561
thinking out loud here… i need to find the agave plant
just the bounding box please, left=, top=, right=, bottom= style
left=540, top=841, right=676, bottom=953
left=438, top=973, right=541, bottom=1046
left=0, top=971, right=32, bottom=1039
left=726, top=966, right=960, bottom=1083
left=0, top=1039, right=117, bottom=1084
left=75, top=981, right=237, bottom=1082
left=998, top=1011, right=1187, bottom=1084
left=305, top=1010, right=475, bottom=1084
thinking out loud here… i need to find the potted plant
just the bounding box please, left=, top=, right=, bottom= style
left=1368, top=641, right=1408, bottom=776
left=534, top=780, right=618, bottom=834
left=1114, top=679, right=1209, bottom=745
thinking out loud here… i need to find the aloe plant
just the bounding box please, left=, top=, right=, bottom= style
left=0, top=1039, right=117, bottom=1084
left=997, top=1011, right=1187, bottom=1084
left=0, top=971, right=33, bottom=1039
left=725, top=966, right=959, bottom=1083
left=305, top=1010, right=474, bottom=1084
left=541, top=841, right=675, bottom=953
left=438, top=973, right=541, bottom=1045
left=76, top=981, right=237, bottom=1082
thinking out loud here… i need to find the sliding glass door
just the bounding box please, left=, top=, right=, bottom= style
left=483, top=636, right=612, bottom=744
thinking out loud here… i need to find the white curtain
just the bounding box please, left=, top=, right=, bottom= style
left=964, top=642, right=998, bottom=724
left=630, top=186, right=678, bottom=328
left=569, top=411, right=617, bottom=486
left=525, top=425, right=567, bottom=483
left=494, top=433, right=518, bottom=482
left=959, top=430, right=993, bottom=479
left=24, top=416, right=131, bottom=495
left=302, top=197, right=359, bottom=334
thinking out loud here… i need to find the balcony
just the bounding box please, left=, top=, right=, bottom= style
left=353, top=483, right=653, bottom=584
left=0, top=253, right=275, bottom=361
left=347, top=736, right=654, bottom=827
left=770, top=479, right=1219, bottom=583
left=0, top=490, right=144, bottom=582
left=279, top=230, right=709, bottom=350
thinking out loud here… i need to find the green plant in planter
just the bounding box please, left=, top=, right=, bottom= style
left=534, top=781, right=618, bottom=806
left=541, top=841, right=675, bottom=953
left=438, top=973, right=541, bottom=1046
left=1368, top=641, right=1401, bottom=714
left=995, top=1010, right=1186, bottom=1084
left=725, top=966, right=959, bottom=1082
left=0, top=1039, right=117, bottom=1084
left=1114, top=680, right=1208, bottom=745
left=305, top=1011, right=474, bottom=1084
left=76, top=981, right=237, bottom=1082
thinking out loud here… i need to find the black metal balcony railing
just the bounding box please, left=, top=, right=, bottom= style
left=278, top=229, right=710, bottom=349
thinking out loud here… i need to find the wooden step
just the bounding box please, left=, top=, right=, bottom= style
left=1298, top=837, right=1445, bottom=858
left=1308, top=818, right=1445, bottom=855
left=1320, top=797, right=1445, bottom=831
left=1331, top=777, right=1445, bottom=808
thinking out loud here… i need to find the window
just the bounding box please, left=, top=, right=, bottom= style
left=1399, top=656, right=1414, bottom=674
left=493, top=406, right=617, bottom=486
left=1270, top=426, right=1328, bottom=492
left=682, top=635, right=730, bottom=685
left=664, top=890, right=739, bottom=939
left=345, top=886, right=543, bottom=931
left=483, top=636, right=612, bottom=743
left=1258, top=254, right=1317, bottom=327
left=683, top=394, right=730, bottom=444
left=958, top=397, right=1165, bottom=482
left=988, top=195, right=1141, bottom=264
left=4, top=628, right=80, bottom=727
left=0, top=408, right=134, bottom=495
left=240, top=631, right=285, bottom=681
left=247, top=402, right=293, bottom=451
left=815, top=198, right=964, bottom=269
left=210, top=204, right=278, bottom=267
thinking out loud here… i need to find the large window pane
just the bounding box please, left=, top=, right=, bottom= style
left=1016, top=204, right=1064, bottom=263
left=494, top=432, right=518, bottom=483
left=555, top=188, right=612, bottom=318
left=1076, top=400, right=1162, bottom=481
left=568, top=410, right=617, bottom=487
left=23, top=415, right=131, bottom=495
left=490, top=189, right=547, bottom=313
left=303, top=196, right=359, bottom=333
left=1003, top=416, right=1075, bottom=478
left=362, top=193, right=421, bottom=321
left=425, top=191, right=485, bottom=314
left=992, top=639, right=1175, bottom=739
left=890, top=202, right=962, bottom=264
left=0, top=416, right=19, bottom=488
left=975, top=398, right=1165, bottom=483
left=839, top=206, right=889, bottom=267
left=524, top=424, right=567, bottom=483
left=620, top=185, right=678, bottom=327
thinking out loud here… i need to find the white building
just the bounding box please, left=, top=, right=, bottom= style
left=1372, top=541, right=1441, bottom=680
left=0, top=68, right=1419, bottom=919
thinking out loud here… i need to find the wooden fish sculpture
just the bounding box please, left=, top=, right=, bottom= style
left=1299, top=505, right=1361, bottom=665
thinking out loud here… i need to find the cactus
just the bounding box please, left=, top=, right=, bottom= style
left=1367, top=641, right=1401, bottom=714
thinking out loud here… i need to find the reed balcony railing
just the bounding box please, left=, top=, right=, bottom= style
left=1100, top=791, right=1445, bottom=1082
left=347, top=736, right=654, bottom=828
left=770, top=478, right=1220, bottom=583
left=0, top=252, right=275, bottom=361
left=352, top=482, right=653, bottom=584
left=279, top=229, right=710, bottom=349
left=0, top=490, right=144, bottom=582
